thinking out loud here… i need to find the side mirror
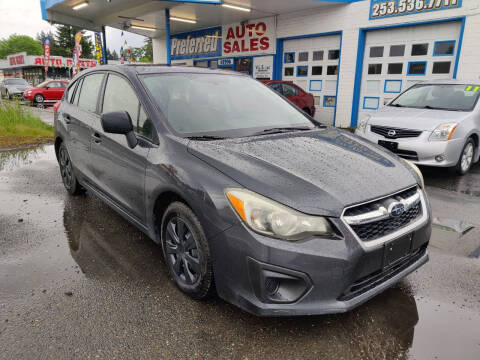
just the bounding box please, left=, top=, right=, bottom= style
left=101, top=111, right=138, bottom=148
left=45, top=86, right=50, bottom=90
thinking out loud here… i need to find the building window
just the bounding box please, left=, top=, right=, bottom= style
left=284, top=52, right=295, bottom=64
left=312, top=66, right=322, bottom=75
left=369, top=46, right=384, bottom=58
left=328, top=50, right=339, bottom=60
left=368, top=64, right=382, bottom=75
left=309, top=80, right=322, bottom=91
left=389, top=45, right=405, bottom=57
left=384, top=80, right=402, bottom=93
left=407, top=61, right=427, bottom=75
left=323, top=95, right=336, bottom=107
left=284, top=67, right=294, bottom=76
left=434, top=40, right=455, bottom=56
left=313, top=50, right=324, bottom=61
left=411, top=43, right=428, bottom=56
left=432, top=61, right=451, bottom=74
left=363, top=97, right=380, bottom=110
left=296, top=66, right=308, bottom=77
left=387, top=63, right=403, bottom=74
left=326, top=65, right=338, bottom=75
left=314, top=96, right=321, bottom=106
left=298, top=52, right=309, bottom=62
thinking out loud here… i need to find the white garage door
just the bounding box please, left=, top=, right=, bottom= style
left=282, top=34, right=341, bottom=125
left=358, top=21, right=462, bottom=121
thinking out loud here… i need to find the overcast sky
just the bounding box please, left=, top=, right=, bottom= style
left=0, top=0, right=147, bottom=54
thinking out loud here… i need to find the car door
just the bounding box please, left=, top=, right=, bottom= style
left=88, top=72, right=152, bottom=224
left=42, top=81, right=55, bottom=100
left=64, top=73, right=105, bottom=182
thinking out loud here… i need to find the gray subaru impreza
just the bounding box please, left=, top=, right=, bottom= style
left=54, top=65, right=431, bottom=316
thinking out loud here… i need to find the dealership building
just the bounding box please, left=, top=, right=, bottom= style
left=41, top=0, right=479, bottom=127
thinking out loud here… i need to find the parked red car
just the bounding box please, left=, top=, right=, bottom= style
left=23, top=80, right=69, bottom=106
left=263, top=80, right=315, bottom=117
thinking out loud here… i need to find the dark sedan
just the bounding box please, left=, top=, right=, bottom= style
left=54, top=65, right=431, bottom=316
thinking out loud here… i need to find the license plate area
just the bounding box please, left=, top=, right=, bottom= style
left=383, top=234, right=413, bottom=269
left=378, top=140, right=398, bottom=152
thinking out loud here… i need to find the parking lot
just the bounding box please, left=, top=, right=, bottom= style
left=0, top=141, right=479, bottom=360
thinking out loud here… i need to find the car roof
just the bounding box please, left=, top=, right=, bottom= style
left=77, top=64, right=246, bottom=77
left=417, top=78, right=480, bottom=85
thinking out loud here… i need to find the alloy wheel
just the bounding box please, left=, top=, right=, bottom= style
left=59, top=147, right=73, bottom=189
left=461, top=143, right=474, bottom=173
left=164, top=217, right=201, bottom=286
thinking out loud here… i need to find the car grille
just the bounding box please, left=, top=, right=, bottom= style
left=343, top=187, right=423, bottom=242
left=371, top=125, right=422, bottom=139
left=338, top=244, right=427, bottom=301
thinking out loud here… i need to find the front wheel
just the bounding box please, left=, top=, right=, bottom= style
left=453, top=138, right=475, bottom=175
left=161, top=202, right=214, bottom=300
left=58, top=143, right=84, bottom=195
left=34, top=94, right=44, bottom=107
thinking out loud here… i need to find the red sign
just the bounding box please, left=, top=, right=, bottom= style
left=9, top=55, right=25, bottom=66
left=222, top=18, right=275, bottom=56
left=33, top=57, right=96, bottom=68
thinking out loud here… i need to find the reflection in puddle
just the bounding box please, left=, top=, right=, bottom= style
left=422, top=162, right=480, bottom=197
left=0, top=145, right=48, bottom=172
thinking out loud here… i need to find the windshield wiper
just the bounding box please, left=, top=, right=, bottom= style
left=390, top=103, right=403, bottom=107
left=186, top=135, right=226, bottom=141
left=252, top=126, right=314, bottom=136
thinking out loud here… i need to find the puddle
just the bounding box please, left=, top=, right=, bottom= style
left=0, top=145, right=49, bottom=172
left=432, top=216, right=474, bottom=234
left=422, top=162, right=480, bottom=197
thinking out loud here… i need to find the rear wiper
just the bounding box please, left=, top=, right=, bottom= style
left=252, top=126, right=314, bottom=136
left=186, top=135, right=226, bottom=141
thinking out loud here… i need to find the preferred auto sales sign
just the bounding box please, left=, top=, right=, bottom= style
left=222, top=17, right=276, bottom=56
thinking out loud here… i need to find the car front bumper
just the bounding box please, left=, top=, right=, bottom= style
left=210, top=202, right=431, bottom=316
left=356, top=128, right=464, bottom=167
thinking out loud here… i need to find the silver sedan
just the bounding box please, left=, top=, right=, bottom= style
left=355, top=80, right=480, bottom=175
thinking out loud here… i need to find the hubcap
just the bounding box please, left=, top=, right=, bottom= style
left=165, top=217, right=200, bottom=285
left=59, top=147, right=73, bottom=189
left=461, top=143, right=474, bottom=172
left=35, top=95, right=43, bottom=103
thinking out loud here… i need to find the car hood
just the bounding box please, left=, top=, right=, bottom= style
left=370, top=106, right=471, bottom=131
left=187, top=128, right=417, bottom=217
left=8, top=84, right=30, bottom=92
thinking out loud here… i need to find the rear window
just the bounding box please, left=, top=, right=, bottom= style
left=390, top=84, right=480, bottom=111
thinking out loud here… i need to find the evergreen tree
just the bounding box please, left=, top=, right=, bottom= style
left=110, top=49, right=119, bottom=60
left=54, top=25, right=94, bottom=59
left=35, top=30, right=62, bottom=56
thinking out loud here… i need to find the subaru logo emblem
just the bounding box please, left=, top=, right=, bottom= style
left=387, top=129, right=397, bottom=137
left=389, top=202, right=405, bottom=217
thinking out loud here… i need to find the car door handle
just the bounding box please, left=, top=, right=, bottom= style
left=63, top=114, right=71, bottom=124
left=92, top=132, right=102, bottom=144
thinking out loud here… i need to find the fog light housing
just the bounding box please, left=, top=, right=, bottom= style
left=248, top=258, right=312, bottom=304
left=435, top=155, right=445, bottom=162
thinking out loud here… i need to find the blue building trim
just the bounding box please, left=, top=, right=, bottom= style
left=407, top=61, right=427, bottom=76
left=433, top=40, right=456, bottom=56
left=384, top=79, right=402, bottom=93
left=453, top=17, right=466, bottom=79
left=101, top=25, right=108, bottom=65
left=165, top=8, right=171, bottom=65
left=351, top=16, right=466, bottom=128
left=333, top=31, right=342, bottom=126
left=363, top=96, right=380, bottom=110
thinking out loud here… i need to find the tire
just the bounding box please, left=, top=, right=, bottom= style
left=58, top=142, right=85, bottom=195
left=453, top=138, right=475, bottom=175
left=34, top=94, right=44, bottom=106
left=6, top=90, right=11, bottom=100
left=161, top=202, right=214, bottom=300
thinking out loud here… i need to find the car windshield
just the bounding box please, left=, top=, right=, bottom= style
left=142, top=73, right=314, bottom=137
left=6, top=79, right=28, bottom=85
left=390, top=84, right=480, bottom=111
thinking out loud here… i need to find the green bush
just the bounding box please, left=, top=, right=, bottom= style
left=0, top=101, right=52, bottom=138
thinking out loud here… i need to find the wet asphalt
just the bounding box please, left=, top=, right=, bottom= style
left=0, top=145, right=479, bottom=360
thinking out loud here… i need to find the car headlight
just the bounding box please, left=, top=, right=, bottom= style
left=405, top=160, right=424, bottom=189
left=429, top=123, right=457, bottom=141
left=226, top=188, right=335, bottom=241
left=357, top=115, right=371, bottom=133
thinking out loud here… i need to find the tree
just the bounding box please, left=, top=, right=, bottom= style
left=54, top=25, right=94, bottom=59
left=107, top=48, right=119, bottom=61
left=0, top=34, right=43, bottom=59
left=35, top=30, right=62, bottom=56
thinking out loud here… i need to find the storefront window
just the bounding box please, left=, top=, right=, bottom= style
left=235, top=58, right=252, bottom=75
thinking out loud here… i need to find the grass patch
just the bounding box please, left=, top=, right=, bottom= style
left=0, top=101, right=53, bottom=148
